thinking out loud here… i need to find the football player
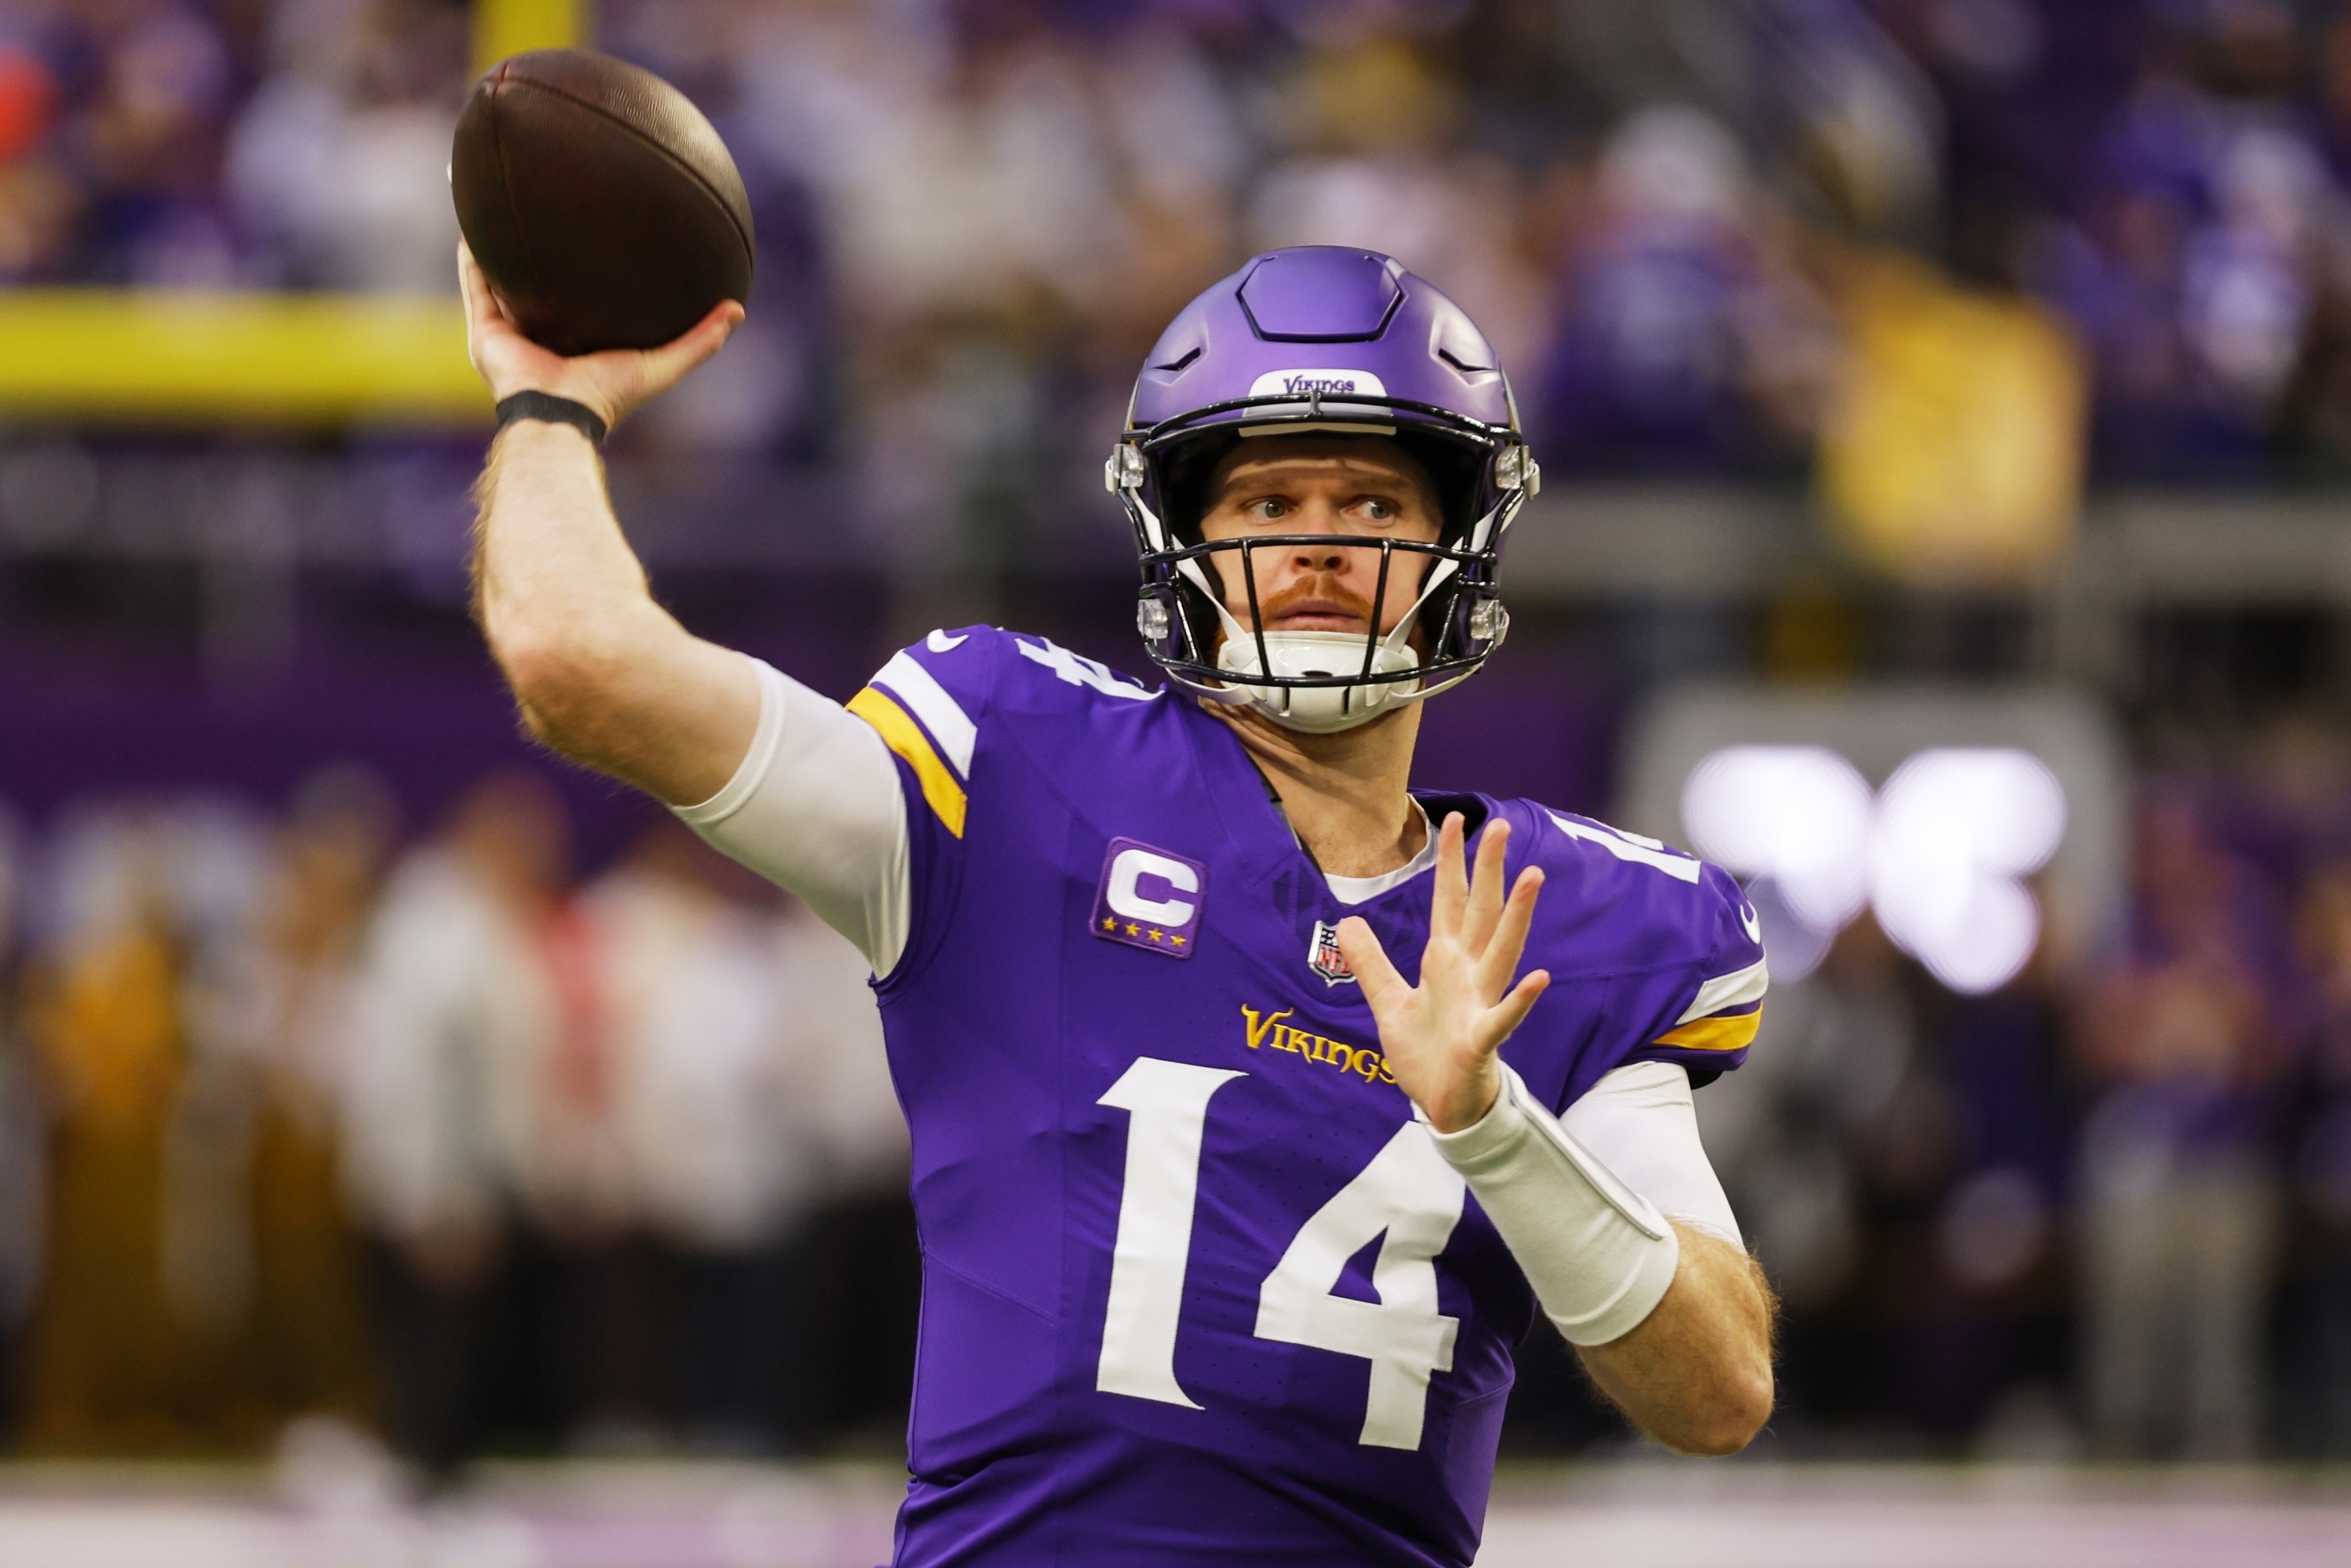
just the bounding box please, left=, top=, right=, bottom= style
left=463, top=242, right=1775, bottom=1566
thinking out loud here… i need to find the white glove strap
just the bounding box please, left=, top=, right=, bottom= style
left=1427, top=1062, right=1682, bottom=1347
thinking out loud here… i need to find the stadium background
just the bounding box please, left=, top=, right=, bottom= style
left=2, top=0, right=2350, bottom=1562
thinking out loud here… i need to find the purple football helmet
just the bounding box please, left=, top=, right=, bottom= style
left=1108, top=246, right=1539, bottom=731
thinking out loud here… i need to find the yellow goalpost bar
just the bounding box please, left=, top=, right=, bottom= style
left=0, top=291, right=486, bottom=428
left=0, top=0, right=590, bottom=430
left=474, top=0, right=593, bottom=76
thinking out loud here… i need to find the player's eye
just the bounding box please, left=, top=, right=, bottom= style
left=1248, top=499, right=1288, bottom=521
left=1360, top=496, right=1397, bottom=521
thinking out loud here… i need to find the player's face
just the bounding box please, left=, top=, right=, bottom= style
left=1195, top=437, right=1443, bottom=640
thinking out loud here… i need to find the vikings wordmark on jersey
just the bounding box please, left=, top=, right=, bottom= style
left=849, top=626, right=1765, bottom=1568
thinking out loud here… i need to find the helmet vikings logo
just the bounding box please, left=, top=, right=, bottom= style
left=1308, top=920, right=1355, bottom=985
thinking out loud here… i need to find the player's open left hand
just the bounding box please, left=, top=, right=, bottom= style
left=459, top=241, right=743, bottom=433
left=1337, top=814, right=1550, bottom=1135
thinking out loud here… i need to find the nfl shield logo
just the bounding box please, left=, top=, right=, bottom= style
left=1308, top=920, right=1355, bottom=985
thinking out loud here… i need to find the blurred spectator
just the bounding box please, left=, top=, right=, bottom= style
left=1250, top=33, right=1547, bottom=372
left=1702, top=919, right=1917, bottom=1316
left=585, top=822, right=804, bottom=1449
left=16, top=807, right=195, bottom=1449
left=2071, top=787, right=2292, bottom=1459
left=727, top=0, right=1239, bottom=341
left=0, top=801, right=33, bottom=1429
left=71, top=0, right=245, bottom=286
left=1698, top=917, right=1921, bottom=1432
left=226, top=0, right=468, bottom=292
left=767, top=877, right=909, bottom=1452
left=719, top=0, right=1252, bottom=583
left=2045, top=11, right=2351, bottom=480
left=14, top=795, right=271, bottom=1449
left=0, top=24, right=73, bottom=280
left=2286, top=858, right=2351, bottom=1457
left=194, top=767, right=394, bottom=1431
left=341, top=770, right=567, bottom=1472
left=1917, top=946, right=2077, bottom=1448
left=1535, top=104, right=1838, bottom=475
left=579, top=817, right=904, bottom=1451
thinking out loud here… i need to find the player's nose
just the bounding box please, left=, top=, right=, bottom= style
left=1284, top=499, right=1353, bottom=561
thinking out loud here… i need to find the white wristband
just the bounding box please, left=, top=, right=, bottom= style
left=1427, top=1062, right=1682, bottom=1347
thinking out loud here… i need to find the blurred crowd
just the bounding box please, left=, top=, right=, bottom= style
left=3, top=0, right=2351, bottom=514
left=12, top=742, right=2351, bottom=1464
left=0, top=771, right=912, bottom=1468
left=1700, top=721, right=2351, bottom=1461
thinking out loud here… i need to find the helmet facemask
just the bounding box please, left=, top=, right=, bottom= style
left=1112, top=395, right=1535, bottom=734
left=1114, top=247, right=1537, bottom=730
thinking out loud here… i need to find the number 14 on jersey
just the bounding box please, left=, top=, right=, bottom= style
left=1094, top=1057, right=1468, bottom=1450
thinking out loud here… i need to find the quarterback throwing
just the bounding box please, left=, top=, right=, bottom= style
left=464, top=242, right=1775, bottom=1566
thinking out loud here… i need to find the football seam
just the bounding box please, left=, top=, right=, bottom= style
left=485, top=64, right=546, bottom=318
left=500, top=73, right=756, bottom=281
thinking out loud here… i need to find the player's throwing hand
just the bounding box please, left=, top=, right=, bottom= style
left=459, top=241, right=742, bottom=432
left=1337, top=815, right=1551, bottom=1134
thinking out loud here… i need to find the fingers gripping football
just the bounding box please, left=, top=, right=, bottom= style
left=459, top=241, right=742, bottom=431
left=1337, top=815, right=1551, bottom=1134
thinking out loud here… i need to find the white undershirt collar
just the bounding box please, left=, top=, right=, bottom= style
left=1322, top=800, right=1438, bottom=906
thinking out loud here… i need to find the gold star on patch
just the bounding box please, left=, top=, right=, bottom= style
left=1147, top=929, right=1164, bottom=942
left=1124, top=922, right=1141, bottom=936
left=1102, top=916, right=1116, bottom=931
left=1170, top=934, right=1187, bottom=947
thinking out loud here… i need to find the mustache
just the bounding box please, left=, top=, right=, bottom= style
left=1254, top=574, right=1378, bottom=624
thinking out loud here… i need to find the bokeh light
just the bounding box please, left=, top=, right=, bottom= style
left=1681, top=745, right=1875, bottom=931
left=1682, top=743, right=2066, bottom=993
left=1870, top=747, right=2066, bottom=994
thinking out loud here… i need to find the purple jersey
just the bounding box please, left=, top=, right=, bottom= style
left=847, top=627, right=1764, bottom=1567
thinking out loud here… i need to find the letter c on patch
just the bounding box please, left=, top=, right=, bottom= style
left=1105, top=848, right=1199, bottom=927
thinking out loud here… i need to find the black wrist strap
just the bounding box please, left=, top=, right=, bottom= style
left=495, top=390, right=608, bottom=448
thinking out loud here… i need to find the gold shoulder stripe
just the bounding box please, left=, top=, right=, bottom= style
left=848, top=686, right=967, bottom=838
left=1652, top=1008, right=1762, bottom=1053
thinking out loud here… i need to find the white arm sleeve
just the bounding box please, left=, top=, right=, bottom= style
left=1426, top=1059, right=1742, bottom=1347
left=673, top=655, right=913, bottom=975
left=1561, top=1060, right=1743, bottom=1247
left=1427, top=1062, right=1681, bottom=1346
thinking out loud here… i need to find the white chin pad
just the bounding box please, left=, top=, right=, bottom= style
left=1216, top=629, right=1422, bottom=734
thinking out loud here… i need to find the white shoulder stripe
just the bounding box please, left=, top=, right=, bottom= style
left=1675, top=956, right=1770, bottom=1025
left=874, top=650, right=977, bottom=778
left=1547, top=812, right=1703, bottom=884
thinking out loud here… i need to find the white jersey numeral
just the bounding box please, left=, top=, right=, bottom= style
left=1017, top=636, right=1156, bottom=700
left=1094, top=1057, right=1467, bottom=1448
left=1254, top=1123, right=1466, bottom=1449
left=1095, top=1058, right=1245, bottom=1407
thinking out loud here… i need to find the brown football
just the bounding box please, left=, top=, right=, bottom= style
left=452, top=49, right=755, bottom=357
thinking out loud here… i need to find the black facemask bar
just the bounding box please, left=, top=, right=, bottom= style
left=1133, top=532, right=1507, bottom=699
